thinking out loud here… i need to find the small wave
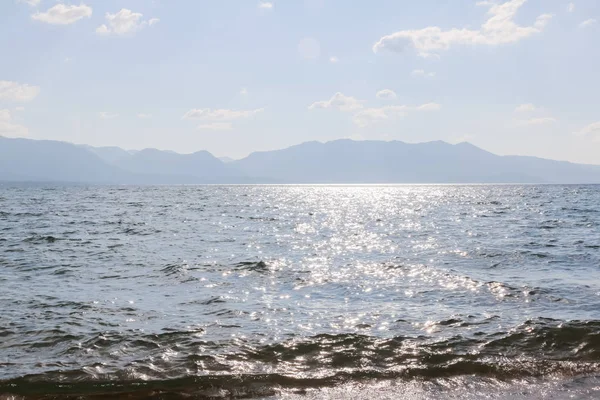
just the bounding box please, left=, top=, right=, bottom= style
left=160, top=263, right=190, bottom=276
left=3, top=365, right=600, bottom=399
left=22, top=235, right=60, bottom=244
left=235, top=261, right=270, bottom=272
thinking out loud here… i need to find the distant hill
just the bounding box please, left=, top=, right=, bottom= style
left=81, top=145, right=135, bottom=165
left=0, top=137, right=127, bottom=183
left=2, top=136, right=600, bottom=184
left=233, top=139, right=600, bottom=184
left=113, top=148, right=241, bottom=183
left=0, top=137, right=246, bottom=184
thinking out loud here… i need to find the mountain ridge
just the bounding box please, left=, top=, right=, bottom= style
left=1, top=136, right=600, bottom=184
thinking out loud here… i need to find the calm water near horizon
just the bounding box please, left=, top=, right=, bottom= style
left=1, top=184, right=600, bottom=399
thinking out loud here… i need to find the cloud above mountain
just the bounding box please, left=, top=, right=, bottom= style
left=373, top=0, right=552, bottom=57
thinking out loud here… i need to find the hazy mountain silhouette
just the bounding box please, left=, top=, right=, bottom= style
left=2, top=136, right=600, bottom=184
left=233, top=139, right=600, bottom=183
left=81, top=145, right=135, bottom=165
left=113, top=148, right=241, bottom=182
left=0, top=137, right=244, bottom=184
left=0, top=137, right=126, bottom=183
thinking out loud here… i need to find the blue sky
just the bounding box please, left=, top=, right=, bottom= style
left=0, top=0, right=599, bottom=163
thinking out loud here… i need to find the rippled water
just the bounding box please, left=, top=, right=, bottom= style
left=1, top=184, right=600, bottom=399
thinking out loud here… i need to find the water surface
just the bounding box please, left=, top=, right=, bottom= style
left=1, top=184, right=600, bottom=398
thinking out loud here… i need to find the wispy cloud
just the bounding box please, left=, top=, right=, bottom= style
left=520, top=117, right=557, bottom=125
left=99, top=112, right=119, bottom=119
left=376, top=89, right=397, bottom=100
left=352, top=103, right=441, bottom=128
left=515, top=103, right=537, bottom=113
left=374, top=0, right=552, bottom=57
left=574, top=121, right=600, bottom=139
left=308, top=92, right=363, bottom=112
left=417, top=103, right=441, bottom=111
left=17, top=0, right=41, bottom=7
left=411, top=69, right=436, bottom=77
left=412, top=69, right=425, bottom=76
left=137, top=113, right=152, bottom=119
left=183, top=108, right=263, bottom=131
left=329, top=56, right=339, bottom=63
left=182, top=108, right=264, bottom=121
left=579, top=18, right=597, bottom=28
left=310, top=92, right=440, bottom=127
left=567, top=2, right=575, bottom=12
left=258, top=2, right=273, bottom=9
left=0, top=81, right=41, bottom=102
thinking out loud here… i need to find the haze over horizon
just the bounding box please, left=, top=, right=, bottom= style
left=1, top=0, right=599, bottom=162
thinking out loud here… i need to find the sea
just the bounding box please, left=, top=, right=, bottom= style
left=1, top=184, right=600, bottom=399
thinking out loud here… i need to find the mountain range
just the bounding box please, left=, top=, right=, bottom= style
left=1, top=136, right=600, bottom=184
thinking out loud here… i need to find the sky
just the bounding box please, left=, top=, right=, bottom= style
left=0, top=0, right=599, bottom=164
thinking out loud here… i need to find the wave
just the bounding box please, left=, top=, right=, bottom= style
left=3, top=319, right=600, bottom=398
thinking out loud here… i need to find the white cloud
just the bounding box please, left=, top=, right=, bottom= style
left=376, top=89, right=397, bottom=100
left=258, top=2, right=273, bottom=9
left=96, top=25, right=109, bottom=35
left=18, top=0, right=41, bottom=7
left=182, top=108, right=264, bottom=121
left=96, top=9, right=158, bottom=36
left=353, top=103, right=441, bottom=128
left=99, top=112, right=118, bottom=119
left=520, top=117, right=557, bottom=125
left=0, top=81, right=41, bottom=102
left=32, top=3, right=92, bottom=25
left=14, top=107, right=25, bottom=112
left=411, top=69, right=436, bottom=77
left=308, top=92, right=363, bottom=112
left=568, top=2, right=575, bottom=12
left=137, top=113, right=152, bottom=119
left=580, top=19, right=597, bottom=28
left=373, top=0, right=552, bottom=57
left=0, top=109, right=28, bottom=137
left=329, top=56, right=339, bottom=63
left=574, top=121, right=600, bottom=138
left=197, top=122, right=233, bottom=131
left=515, top=103, right=537, bottom=112
left=240, top=88, right=248, bottom=95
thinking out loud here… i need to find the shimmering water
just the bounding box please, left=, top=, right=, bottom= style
left=1, top=184, right=600, bottom=399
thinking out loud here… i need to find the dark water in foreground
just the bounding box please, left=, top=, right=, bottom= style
left=1, top=184, right=600, bottom=399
